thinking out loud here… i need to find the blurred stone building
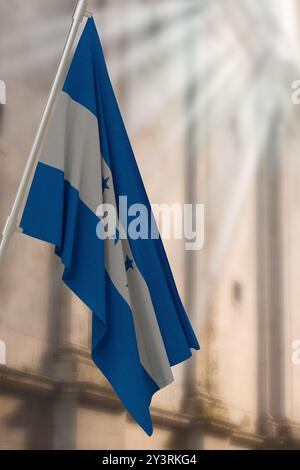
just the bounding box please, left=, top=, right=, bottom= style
left=1, top=0, right=300, bottom=450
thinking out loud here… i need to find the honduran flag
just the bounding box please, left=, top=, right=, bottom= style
left=20, top=18, right=199, bottom=435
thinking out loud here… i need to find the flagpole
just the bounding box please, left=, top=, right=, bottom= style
left=0, top=0, right=90, bottom=267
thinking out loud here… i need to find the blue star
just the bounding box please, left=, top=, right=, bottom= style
left=125, top=255, right=134, bottom=272
left=102, top=177, right=110, bottom=192
left=114, top=228, right=120, bottom=245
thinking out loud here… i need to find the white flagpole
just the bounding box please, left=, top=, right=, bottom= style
left=0, top=0, right=90, bottom=266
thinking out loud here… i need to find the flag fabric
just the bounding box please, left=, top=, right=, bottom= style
left=20, top=18, right=199, bottom=436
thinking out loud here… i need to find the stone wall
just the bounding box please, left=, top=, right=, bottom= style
left=0, top=0, right=300, bottom=450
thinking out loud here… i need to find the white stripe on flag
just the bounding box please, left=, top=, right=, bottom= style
left=38, top=91, right=173, bottom=389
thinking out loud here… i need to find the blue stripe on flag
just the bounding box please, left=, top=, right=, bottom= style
left=20, top=162, right=158, bottom=435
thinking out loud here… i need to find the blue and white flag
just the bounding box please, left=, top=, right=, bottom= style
left=20, top=18, right=199, bottom=435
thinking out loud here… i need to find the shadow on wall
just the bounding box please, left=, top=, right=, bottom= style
left=0, top=391, right=54, bottom=450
